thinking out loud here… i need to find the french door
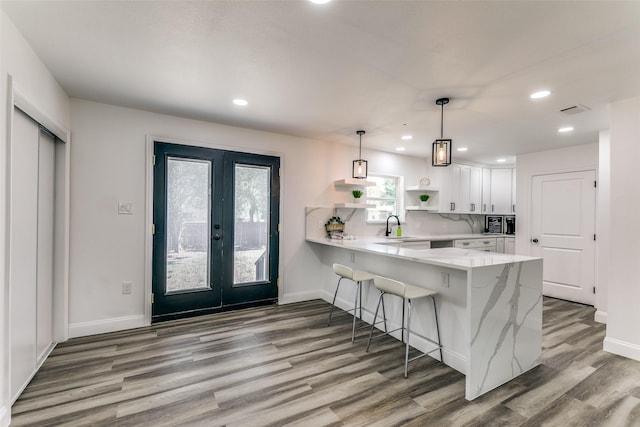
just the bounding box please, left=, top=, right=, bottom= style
left=152, top=141, right=280, bottom=321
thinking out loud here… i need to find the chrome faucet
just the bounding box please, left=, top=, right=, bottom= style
left=385, top=215, right=401, bottom=236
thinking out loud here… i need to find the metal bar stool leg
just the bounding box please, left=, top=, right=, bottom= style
left=432, top=295, right=443, bottom=362
left=366, top=292, right=384, bottom=352
left=359, top=281, right=363, bottom=319
left=381, top=293, right=388, bottom=332
left=327, top=277, right=343, bottom=326
left=405, top=298, right=412, bottom=378
left=351, top=280, right=361, bottom=343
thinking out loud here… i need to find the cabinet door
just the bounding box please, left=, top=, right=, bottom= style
left=511, top=169, right=517, bottom=213
left=482, top=168, right=491, bottom=213
left=449, top=164, right=462, bottom=212
left=490, top=168, right=513, bottom=213
left=469, top=166, right=482, bottom=213
left=459, top=165, right=471, bottom=212
left=505, top=238, right=516, bottom=254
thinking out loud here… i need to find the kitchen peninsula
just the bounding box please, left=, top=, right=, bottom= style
left=306, top=210, right=542, bottom=400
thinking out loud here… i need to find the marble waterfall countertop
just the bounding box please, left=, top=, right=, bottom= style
left=306, top=236, right=536, bottom=271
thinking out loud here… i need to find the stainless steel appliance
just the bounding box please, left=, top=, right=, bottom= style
left=504, top=216, right=516, bottom=235
left=485, top=215, right=503, bottom=234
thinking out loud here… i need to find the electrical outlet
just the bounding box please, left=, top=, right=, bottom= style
left=318, top=220, right=324, bottom=229
left=440, top=272, right=449, bottom=288
left=122, top=281, right=132, bottom=294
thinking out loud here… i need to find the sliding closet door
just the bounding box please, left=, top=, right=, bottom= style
left=10, top=108, right=56, bottom=402
left=36, top=130, right=55, bottom=360
left=10, top=109, right=39, bottom=400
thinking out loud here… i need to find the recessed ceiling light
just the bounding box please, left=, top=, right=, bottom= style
left=309, top=0, right=331, bottom=4
left=232, top=98, right=248, bottom=106
left=396, top=147, right=406, bottom=152
left=401, top=135, right=413, bottom=140
left=530, top=90, right=551, bottom=99
left=496, top=158, right=507, bottom=163
left=558, top=126, right=574, bottom=133
left=457, top=147, right=468, bottom=152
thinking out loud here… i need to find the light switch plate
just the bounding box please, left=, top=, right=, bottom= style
left=118, top=202, right=133, bottom=214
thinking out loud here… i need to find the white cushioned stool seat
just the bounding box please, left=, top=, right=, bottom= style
left=328, top=263, right=375, bottom=343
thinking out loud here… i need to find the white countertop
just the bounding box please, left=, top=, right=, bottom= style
left=306, top=236, right=537, bottom=271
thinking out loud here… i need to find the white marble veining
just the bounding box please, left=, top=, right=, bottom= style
left=467, top=260, right=543, bottom=399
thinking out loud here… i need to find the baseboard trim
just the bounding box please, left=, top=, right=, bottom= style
left=279, top=290, right=322, bottom=305
left=594, top=310, right=608, bottom=324
left=69, top=315, right=146, bottom=338
left=603, top=336, right=640, bottom=362
left=0, top=404, right=10, bottom=427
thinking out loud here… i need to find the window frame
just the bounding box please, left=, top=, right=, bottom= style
left=365, top=173, right=404, bottom=224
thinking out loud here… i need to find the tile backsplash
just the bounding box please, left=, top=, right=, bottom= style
left=306, top=207, right=484, bottom=239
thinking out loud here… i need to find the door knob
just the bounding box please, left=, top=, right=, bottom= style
left=531, top=238, right=539, bottom=243
left=213, top=234, right=222, bottom=240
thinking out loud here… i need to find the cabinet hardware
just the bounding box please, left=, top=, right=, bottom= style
left=531, top=238, right=539, bottom=243
left=470, top=203, right=475, bottom=211
left=512, top=204, right=515, bottom=212
left=450, top=202, right=456, bottom=211
left=492, top=204, right=495, bottom=212
left=483, top=204, right=487, bottom=212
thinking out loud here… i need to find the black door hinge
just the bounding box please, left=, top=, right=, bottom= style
left=594, top=234, right=596, bottom=241
left=594, top=180, right=597, bottom=188
left=593, top=287, right=596, bottom=294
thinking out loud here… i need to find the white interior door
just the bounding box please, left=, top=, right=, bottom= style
left=10, top=108, right=56, bottom=402
left=10, top=109, right=39, bottom=401
left=531, top=170, right=596, bottom=305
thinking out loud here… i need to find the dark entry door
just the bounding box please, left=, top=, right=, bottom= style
left=152, top=141, right=280, bottom=321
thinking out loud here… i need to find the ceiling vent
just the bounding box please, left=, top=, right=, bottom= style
left=560, top=104, right=591, bottom=115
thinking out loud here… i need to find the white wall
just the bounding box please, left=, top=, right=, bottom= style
left=596, top=131, right=610, bottom=323
left=68, top=99, right=434, bottom=335
left=605, top=96, right=640, bottom=361
left=515, top=143, right=600, bottom=310
left=1, top=10, right=70, bottom=427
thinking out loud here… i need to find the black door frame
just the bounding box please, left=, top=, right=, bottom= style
left=151, top=141, right=280, bottom=322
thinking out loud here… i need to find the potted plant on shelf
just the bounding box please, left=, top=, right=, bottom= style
left=352, top=189, right=364, bottom=203
left=419, top=194, right=430, bottom=208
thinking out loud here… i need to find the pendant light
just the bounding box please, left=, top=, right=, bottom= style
left=352, top=130, right=368, bottom=179
left=432, top=97, right=452, bottom=167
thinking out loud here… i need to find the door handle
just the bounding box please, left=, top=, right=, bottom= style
left=531, top=238, right=539, bottom=243
left=213, top=234, right=222, bottom=240
left=450, top=202, right=456, bottom=211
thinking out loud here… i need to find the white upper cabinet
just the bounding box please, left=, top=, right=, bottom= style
left=490, top=168, right=514, bottom=214
left=446, top=164, right=483, bottom=213
left=469, top=166, right=482, bottom=213
left=482, top=168, right=492, bottom=213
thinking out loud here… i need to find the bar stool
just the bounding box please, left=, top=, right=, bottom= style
left=366, top=275, right=442, bottom=378
left=327, top=263, right=377, bottom=343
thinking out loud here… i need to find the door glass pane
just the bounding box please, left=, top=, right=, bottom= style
left=234, top=164, right=270, bottom=284
left=166, top=157, right=211, bottom=293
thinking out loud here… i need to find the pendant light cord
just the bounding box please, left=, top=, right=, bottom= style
left=440, top=102, right=444, bottom=139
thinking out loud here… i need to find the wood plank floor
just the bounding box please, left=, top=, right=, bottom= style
left=11, top=297, right=640, bottom=426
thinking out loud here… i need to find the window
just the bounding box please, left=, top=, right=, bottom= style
left=366, top=174, right=402, bottom=222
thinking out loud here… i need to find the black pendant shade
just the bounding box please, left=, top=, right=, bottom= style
left=432, top=98, right=452, bottom=167
left=352, top=130, right=368, bottom=178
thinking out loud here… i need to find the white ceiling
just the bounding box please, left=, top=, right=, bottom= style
left=3, top=0, right=640, bottom=165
